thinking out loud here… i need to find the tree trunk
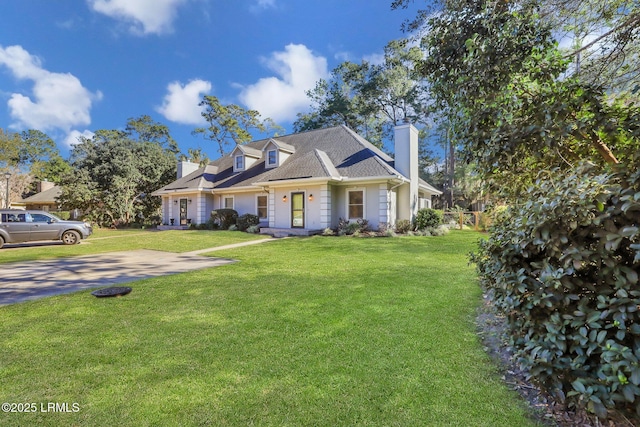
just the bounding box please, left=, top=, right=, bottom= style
left=590, top=130, right=619, bottom=165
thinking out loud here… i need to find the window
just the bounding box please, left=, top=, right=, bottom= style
left=224, top=196, right=234, bottom=209
left=257, top=195, right=268, bottom=219
left=5, top=213, right=27, bottom=222
left=31, top=213, right=52, bottom=223
left=348, top=190, right=364, bottom=219
left=267, top=150, right=277, bottom=166
left=235, top=155, right=244, bottom=171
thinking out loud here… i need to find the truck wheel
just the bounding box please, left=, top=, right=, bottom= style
left=62, top=230, right=80, bottom=245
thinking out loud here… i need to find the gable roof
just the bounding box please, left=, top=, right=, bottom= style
left=231, top=144, right=262, bottom=158
left=263, top=138, right=295, bottom=153
left=21, top=185, right=62, bottom=204
left=153, top=125, right=433, bottom=194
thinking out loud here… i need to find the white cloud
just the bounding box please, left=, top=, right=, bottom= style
left=87, top=0, right=189, bottom=35
left=0, top=45, right=101, bottom=133
left=256, top=0, right=276, bottom=8
left=157, top=79, right=211, bottom=125
left=64, top=129, right=95, bottom=148
left=363, top=52, right=385, bottom=65
left=238, top=44, right=329, bottom=123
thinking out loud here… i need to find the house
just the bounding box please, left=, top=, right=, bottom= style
left=152, top=124, right=441, bottom=235
left=20, top=181, right=62, bottom=212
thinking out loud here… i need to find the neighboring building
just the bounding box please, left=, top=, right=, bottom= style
left=152, top=124, right=441, bottom=235
left=20, top=181, right=62, bottom=212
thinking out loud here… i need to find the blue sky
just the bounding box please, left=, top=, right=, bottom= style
left=0, top=0, right=418, bottom=160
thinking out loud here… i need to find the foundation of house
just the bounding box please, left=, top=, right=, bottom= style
left=259, top=228, right=323, bottom=238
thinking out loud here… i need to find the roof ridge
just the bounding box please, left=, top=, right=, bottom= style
left=341, top=125, right=393, bottom=162
left=313, top=149, right=340, bottom=179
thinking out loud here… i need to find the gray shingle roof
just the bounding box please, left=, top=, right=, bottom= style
left=154, top=125, right=430, bottom=194
left=21, top=185, right=62, bottom=203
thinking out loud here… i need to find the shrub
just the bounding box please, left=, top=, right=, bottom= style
left=237, top=213, right=259, bottom=231
left=246, top=225, right=260, bottom=234
left=426, top=225, right=449, bottom=236
left=210, top=209, right=238, bottom=230
left=322, top=228, right=335, bottom=236
left=336, top=217, right=350, bottom=236
left=414, top=208, right=443, bottom=230
left=395, top=219, right=412, bottom=234
left=471, top=161, right=640, bottom=419
left=228, top=224, right=238, bottom=231
left=356, top=218, right=370, bottom=232
left=346, top=222, right=360, bottom=235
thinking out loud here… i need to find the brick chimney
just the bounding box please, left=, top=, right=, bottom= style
left=37, top=180, right=55, bottom=193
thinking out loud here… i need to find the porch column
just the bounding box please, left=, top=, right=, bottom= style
left=379, top=184, right=390, bottom=228
left=320, top=185, right=331, bottom=229
left=268, top=188, right=276, bottom=228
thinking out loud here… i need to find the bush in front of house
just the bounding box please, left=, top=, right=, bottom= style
left=471, top=161, right=640, bottom=419
left=336, top=218, right=370, bottom=236
left=236, top=213, right=259, bottom=232
left=246, top=225, right=260, bottom=234
left=414, top=208, right=443, bottom=230
left=210, top=209, right=238, bottom=230
left=394, top=219, right=412, bottom=234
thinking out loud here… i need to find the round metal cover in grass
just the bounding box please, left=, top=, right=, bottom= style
left=91, top=287, right=132, bottom=298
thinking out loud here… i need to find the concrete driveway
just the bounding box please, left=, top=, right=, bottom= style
left=0, top=239, right=274, bottom=306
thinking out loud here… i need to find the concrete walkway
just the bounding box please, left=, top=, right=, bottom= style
left=0, top=238, right=277, bottom=306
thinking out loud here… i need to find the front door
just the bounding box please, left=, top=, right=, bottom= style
left=179, top=198, right=188, bottom=225
left=291, top=192, right=305, bottom=228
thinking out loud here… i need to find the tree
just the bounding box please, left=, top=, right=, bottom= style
left=294, top=40, right=431, bottom=149
left=179, top=147, right=209, bottom=166
left=540, top=0, right=640, bottom=93
left=194, top=96, right=281, bottom=156
left=125, top=114, right=180, bottom=153
left=0, top=127, right=70, bottom=195
left=59, top=117, right=178, bottom=226
left=396, top=0, right=639, bottom=199
left=0, top=167, right=32, bottom=209
left=30, top=154, right=73, bottom=184
left=396, top=0, right=640, bottom=418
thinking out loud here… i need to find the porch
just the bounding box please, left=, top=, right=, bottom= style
left=157, top=225, right=190, bottom=231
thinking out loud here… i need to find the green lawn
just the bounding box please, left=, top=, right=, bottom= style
left=0, top=231, right=540, bottom=426
left=0, top=229, right=269, bottom=263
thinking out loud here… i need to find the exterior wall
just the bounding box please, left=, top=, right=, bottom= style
left=394, top=124, right=419, bottom=221
left=378, top=184, right=391, bottom=227
left=396, top=183, right=411, bottom=221
left=332, top=183, right=385, bottom=230
left=162, top=193, right=213, bottom=225
left=319, top=184, right=331, bottom=229
left=270, top=184, right=324, bottom=229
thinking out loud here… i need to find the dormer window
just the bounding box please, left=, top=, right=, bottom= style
left=267, top=150, right=277, bottom=167
left=262, top=138, right=295, bottom=169
left=234, top=155, right=244, bottom=171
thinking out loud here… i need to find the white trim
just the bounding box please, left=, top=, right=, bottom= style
left=223, top=195, right=234, bottom=210
left=290, top=191, right=306, bottom=228
left=268, top=189, right=276, bottom=228
left=256, top=194, right=268, bottom=220
left=266, top=149, right=278, bottom=168
left=320, top=185, right=331, bottom=229
left=346, top=187, right=366, bottom=220
left=234, top=155, right=245, bottom=172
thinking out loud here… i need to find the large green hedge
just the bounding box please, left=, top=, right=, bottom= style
left=472, top=161, right=640, bottom=418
